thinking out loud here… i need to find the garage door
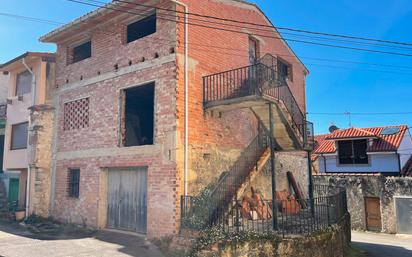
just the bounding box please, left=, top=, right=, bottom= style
left=107, top=167, right=147, bottom=233
left=395, top=197, right=412, bottom=235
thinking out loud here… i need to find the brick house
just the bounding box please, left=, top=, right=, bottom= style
left=38, top=0, right=313, bottom=238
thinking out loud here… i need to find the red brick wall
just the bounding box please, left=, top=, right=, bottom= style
left=53, top=61, right=179, bottom=237
left=50, top=0, right=308, bottom=238
left=54, top=1, right=176, bottom=88
left=175, top=0, right=308, bottom=194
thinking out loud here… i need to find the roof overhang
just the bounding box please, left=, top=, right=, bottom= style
left=326, top=136, right=378, bottom=141
left=40, top=1, right=140, bottom=43
left=0, top=52, right=55, bottom=72
left=39, top=0, right=309, bottom=74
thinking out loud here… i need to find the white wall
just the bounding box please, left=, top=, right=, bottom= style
left=318, top=153, right=400, bottom=173
left=398, top=129, right=412, bottom=169
left=2, top=64, right=40, bottom=171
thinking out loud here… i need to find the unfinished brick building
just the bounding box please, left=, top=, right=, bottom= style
left=39, top=0, right=313, bottom=238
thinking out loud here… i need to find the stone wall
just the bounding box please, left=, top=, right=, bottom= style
left=196, top=214, right=351, bottom=257
left=242, top=152, right=309, bottom=200
left=314, top=174, right=412, bottom=233
left=29, top=105, right=55, bottom=217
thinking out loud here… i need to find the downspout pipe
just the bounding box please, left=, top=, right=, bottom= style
left=171, top=0, right=189, bottom=196
left=22, top=58, right=36, bottom=218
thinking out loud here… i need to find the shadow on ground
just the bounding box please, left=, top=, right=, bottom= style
left=0, top=220, right=165, bottom=257
left=351, top=242, right=412, bottom=257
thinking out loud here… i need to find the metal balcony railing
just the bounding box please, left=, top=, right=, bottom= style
left=203, top=55, right=314, bottom=150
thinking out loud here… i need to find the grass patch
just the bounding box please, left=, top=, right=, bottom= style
left=346, top=247, right=367, bottom=257
left=151, top=236, right=191, bottom=257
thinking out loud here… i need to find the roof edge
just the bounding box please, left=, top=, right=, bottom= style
left=0, top=52, right=55, bottom=71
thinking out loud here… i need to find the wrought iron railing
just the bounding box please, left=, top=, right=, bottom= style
left=181, top=186, right=348, bottom=238
left=202, top=54, right=313, bottom=150
left=207, top=124, right=270, bottom=226
left=181, top=124, right=270, bottom=230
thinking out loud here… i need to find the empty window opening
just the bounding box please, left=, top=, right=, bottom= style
left=11, top=122, right=28, bottom=150
left=127, top=12, right=156, bottom=43
left=122, top=83, right=154, bottom=147
left=248, top=37, right=259, bottom=65
left=277, top=59, right=293, bottom=82
left=16, top=70, right=32, bottom=96
left=68, top=169, right=80, bottom=198
left=72, top=41, right=91, bottom=63
left=338, top=139, right=368, bottom=165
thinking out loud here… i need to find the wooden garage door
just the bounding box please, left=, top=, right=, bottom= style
left=107, top=167, right=147, bottom=233
left=364, top=197, right=381, bottom=231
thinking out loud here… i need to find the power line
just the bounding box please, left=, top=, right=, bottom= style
left=83, top=0, right=412, bottom=51
left=3, top=10, right=412, bottom=76
left=66, top=0, right=412, bottom=58
left=108, top=0, right=412, bottom=47
left=0, top=12, right=64, bottom=25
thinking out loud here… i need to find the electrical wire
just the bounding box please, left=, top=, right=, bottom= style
left=66, top=0, right=412, bottom=58
left=107, top=0, right=412, bottom=47
left=82, top=0, right=412, bottom=51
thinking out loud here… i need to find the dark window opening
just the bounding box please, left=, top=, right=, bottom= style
left=16, top=70, right=32, bottom=96
left=72, top=41, right=91, bottom=63
left=11, top=122, right=28, bottom=150
left=338, top=140, right=368, bottom=165
left=249, top=37, right=259, bottom=65
left=277, top=59, right=292, bottom=82
left=68, top=169, right=80, bottom=198
left=123, top=83, right=154, bottom=147
left=127, top=13, right=156, bottom=43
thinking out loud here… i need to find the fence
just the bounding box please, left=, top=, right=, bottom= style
left=181, top=186, right=348, bottom=237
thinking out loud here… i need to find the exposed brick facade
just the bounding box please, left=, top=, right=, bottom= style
left=42, top=0, right=308, bottom=238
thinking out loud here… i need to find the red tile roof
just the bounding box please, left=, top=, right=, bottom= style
left=313, top=125, right=408, bottom=154
left=327, top=127, right=376, bottom=140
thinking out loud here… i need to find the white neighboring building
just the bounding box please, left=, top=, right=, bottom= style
left=313, top=126, right=412, bottom=176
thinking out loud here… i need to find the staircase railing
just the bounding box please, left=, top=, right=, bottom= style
left=181, top=124, right=270, bottom=229
left=207, top=123, right=270, bottom=227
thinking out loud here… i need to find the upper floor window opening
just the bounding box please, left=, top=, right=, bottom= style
left=338, top=139, right=368, bottom=165
left=71, top=41, right=92, bottom=64
left=15, top=70, right=32, bottom=96
left=127, top=12, right=157, bottom=43
left=10, top=122, right=28, bottom=150
left=248, top=37, right=260, bottom=65
left=277, top=59, right=293, bottom=82
left=121, top=83, right=155, bottom=147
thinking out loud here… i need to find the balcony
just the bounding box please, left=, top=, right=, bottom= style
left=203, top=54, right=313, bottom=151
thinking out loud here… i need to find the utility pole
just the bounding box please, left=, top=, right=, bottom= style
left=269, top=103, right=278, bottom=230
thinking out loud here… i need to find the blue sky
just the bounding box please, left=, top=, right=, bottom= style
left=1, top=0, right=411, bottom=134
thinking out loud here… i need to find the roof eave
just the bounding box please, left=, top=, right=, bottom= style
left=0, top=52, right=55, bottom=71
left=40, top=1, right=119, bottom=43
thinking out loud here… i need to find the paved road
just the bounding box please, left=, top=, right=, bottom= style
left=352, top=231, right=412, bottom=257
left=0, top=223, right=165, bottom=257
